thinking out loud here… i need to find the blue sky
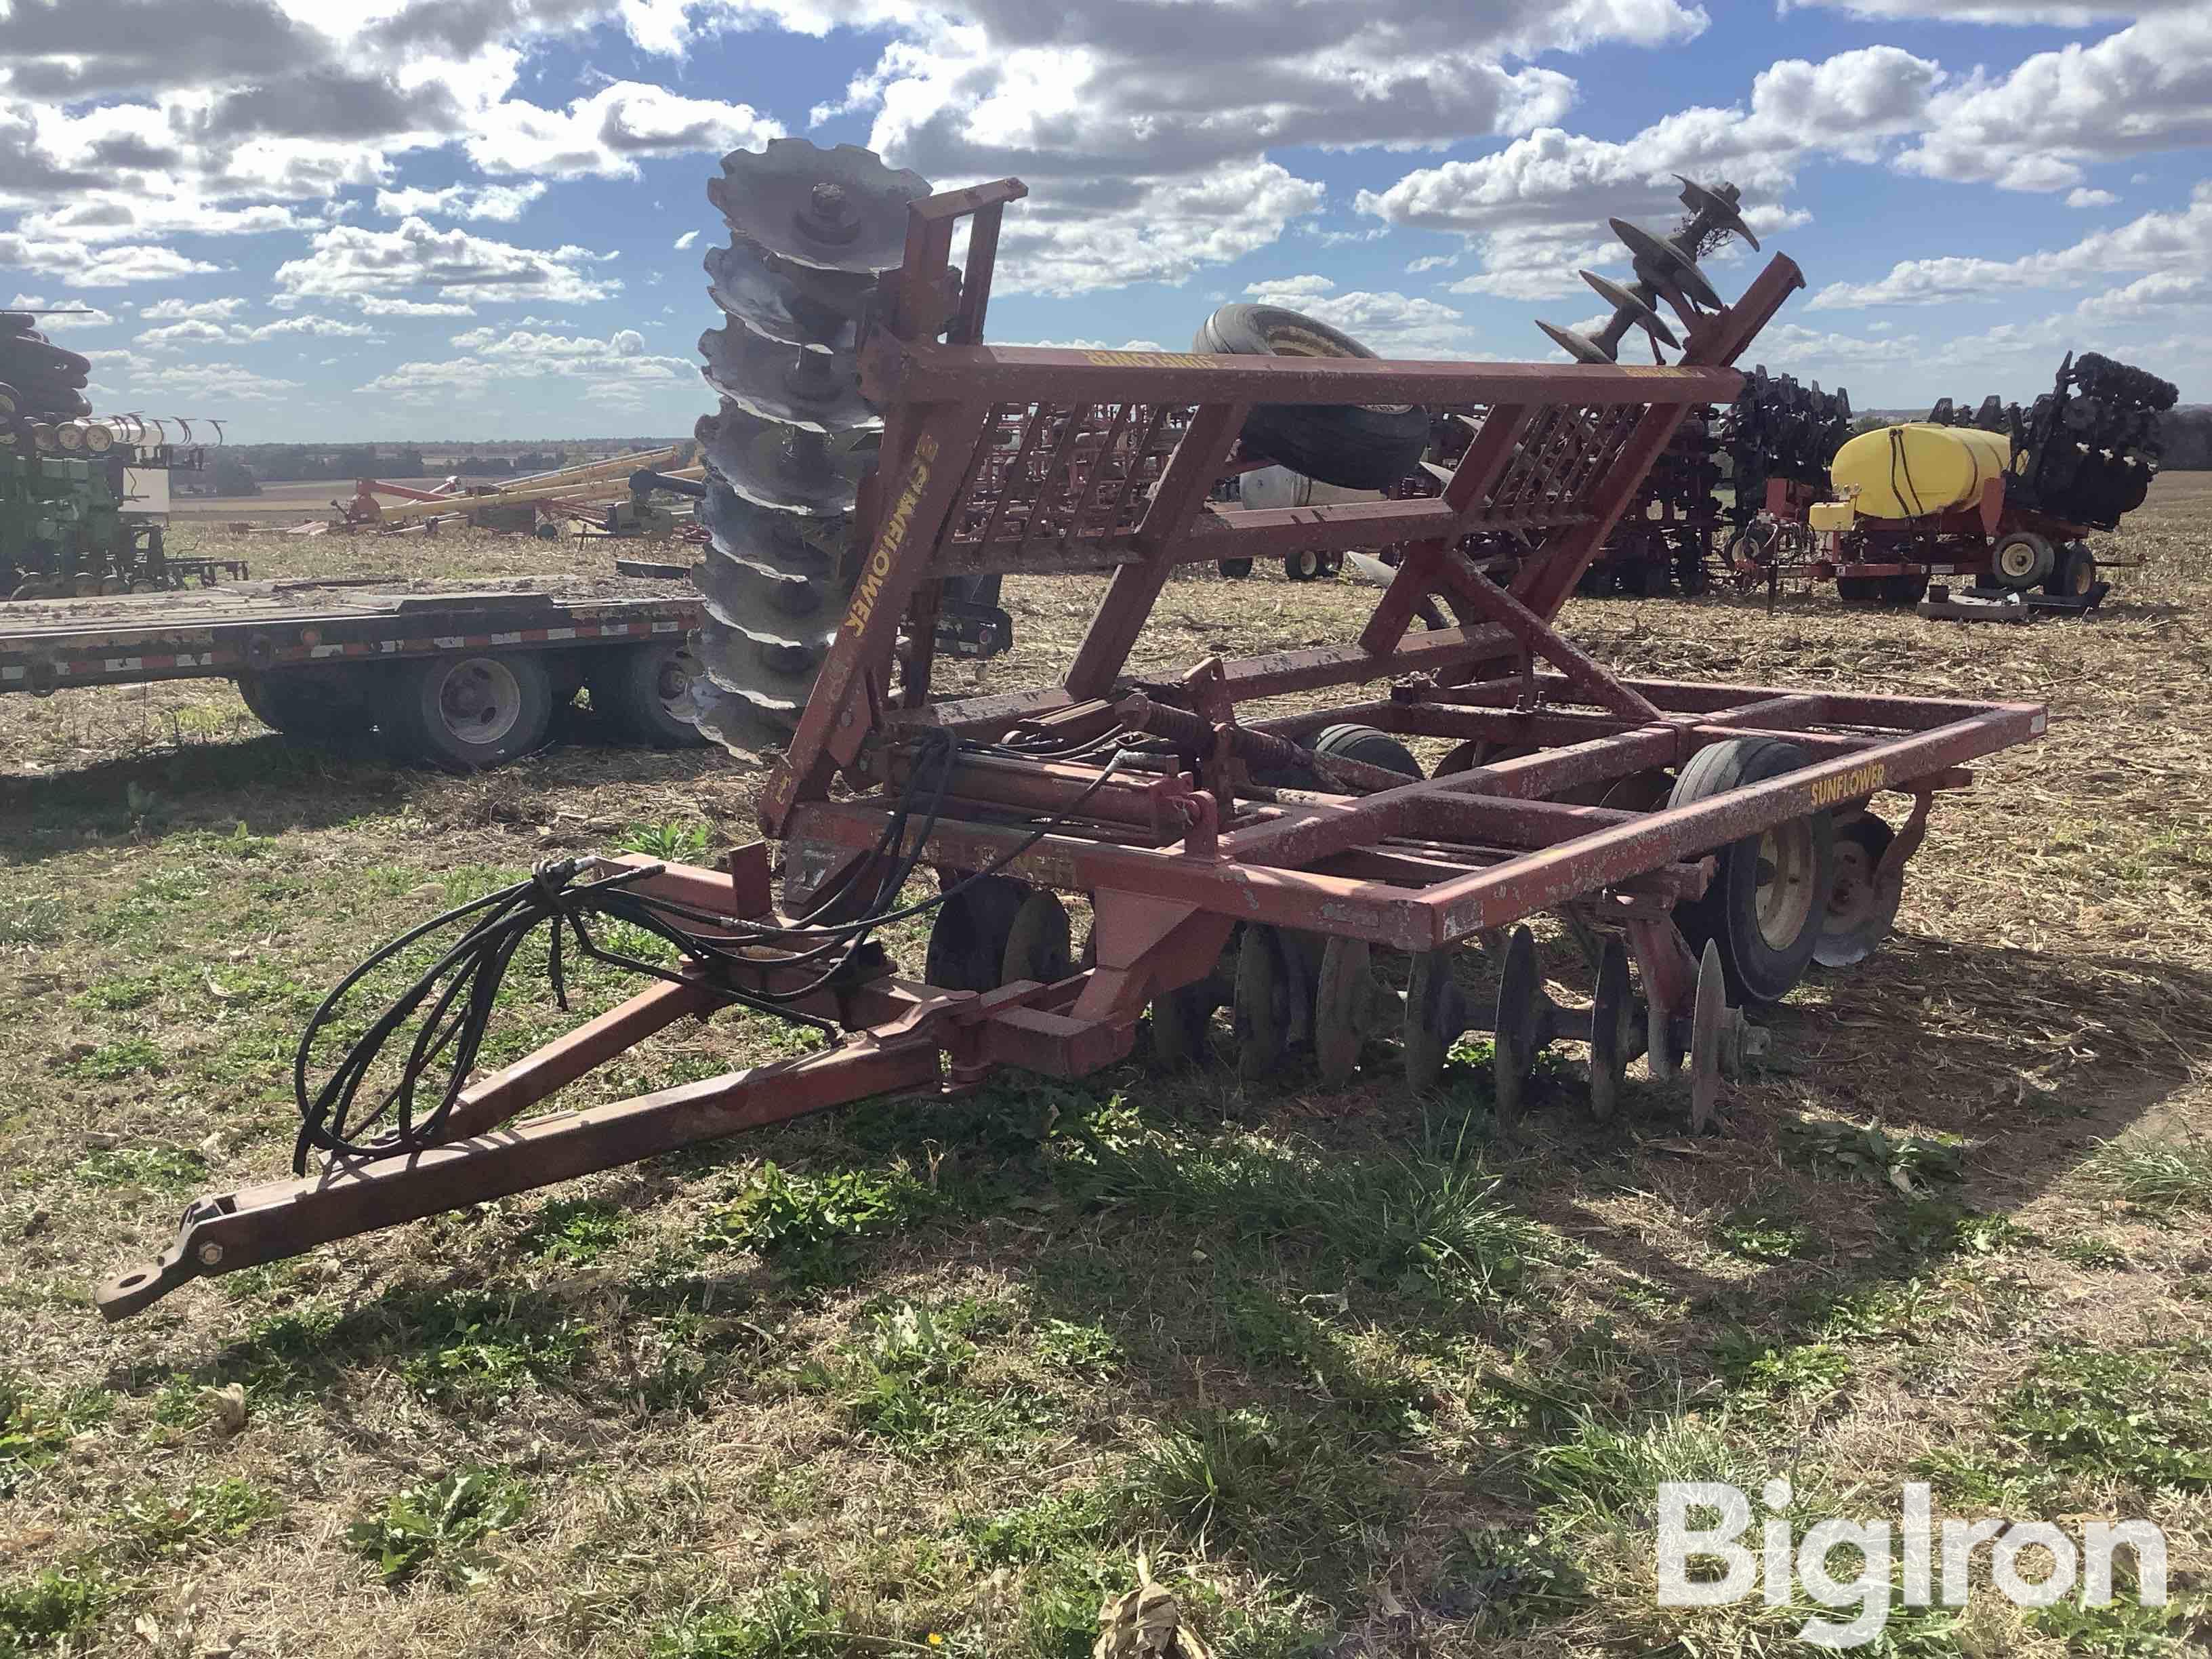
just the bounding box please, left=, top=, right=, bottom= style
left=2, top=0, right=2205, bottom=441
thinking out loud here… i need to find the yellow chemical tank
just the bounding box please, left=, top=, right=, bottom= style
left=1830, top=423, right=2013, bottom=521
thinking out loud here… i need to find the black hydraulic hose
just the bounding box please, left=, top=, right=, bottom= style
left=290, top=731, right=1132, bottom=1170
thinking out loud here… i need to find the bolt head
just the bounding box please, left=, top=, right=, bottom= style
left=196, top=1242, right=225, bottom=1267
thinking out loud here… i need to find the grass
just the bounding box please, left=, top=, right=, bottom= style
left=4, top=481, right=2212, bottom=1655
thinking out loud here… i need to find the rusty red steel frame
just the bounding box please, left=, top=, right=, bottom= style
left=97, top=178, right=2049, bottom=1322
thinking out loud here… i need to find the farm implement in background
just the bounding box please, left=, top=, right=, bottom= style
left=1, top=317, right=235, bottom=600
left=1733, top=351, right=2177, bottom=615
left=321, top=447, right=705, bottom=539
left=97, top=143, right=2047, bottom=1323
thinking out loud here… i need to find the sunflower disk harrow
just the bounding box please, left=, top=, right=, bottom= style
left=98, top=148, right=2049, bottom=1322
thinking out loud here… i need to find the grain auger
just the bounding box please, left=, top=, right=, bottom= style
left=95, top=145, right=2051, bottom=1325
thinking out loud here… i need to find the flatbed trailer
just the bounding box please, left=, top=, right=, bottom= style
left=98, top=155, right=2049, bottom=1324
left=0, top=576, right=708, bottom=766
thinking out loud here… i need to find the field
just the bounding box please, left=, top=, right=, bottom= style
left=3, top=476, right=2211, bottom=1658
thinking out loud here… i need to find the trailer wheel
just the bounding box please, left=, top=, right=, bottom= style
left=1283, top=549, right=1343, bottom=583
left=236, top=669, right=371, bottom=745
left=1835, top=576, right=1881, bottom=602
left=2046, top=541, right=2096, bottom=599
left=386, top=652, right=555, bottom=769
left=1814, top=810, right=1900, bottom=969
left=1991, top=531, right=2054, bottom=590
left=1192, top=304, right=1430, bottom=491
left=1668, top=737, right=1835, bottom=1006
left=1216, top=558, right=1254, bottom=580
left=586, top=640, right=711, bottom=747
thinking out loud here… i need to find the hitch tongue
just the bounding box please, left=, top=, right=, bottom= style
left=96, top=1197, right=234, bottom=1321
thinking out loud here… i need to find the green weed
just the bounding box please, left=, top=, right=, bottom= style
left=2030, top=1590, right=2195, bottom=1656
left=1782, top=1118, right=1965, bottom=1194
left=617, top=821, right=713, bottom=862
left=1035, top=1317, right=1124, bottom=1376
left=517, top=1195, right=628, bottom=1263
left=108, top=1479, right=281, bottom=1561
left=649, top=1574, right=846, bottom=1658
left=1078, top=1134, right=1538, bottom=1297
left=2053, top=1235, right=2131, bottom=1270
left=1, top=1378, right=110, bottom=1495
left=700, top=1162, right=938, bottom=1285
left=1139, top=1406, right=1397, bottom=1561
left=390, top=1288, right=594, bottom=1407
left=2091, top=1137, right=2212, bottom=1216
left=344, top=1468, right=529, bottom=1590
left=1713, top=1334, right=1853, bottom=1399
left=1525, top=1411, right=1769, bottom=1530
left=60, top=1038, right=167, bottom=1080
left=1998, top=1345, right=2212, bottom=1495
left=72, top=1145, right=203, bottom=1190
left=1715, top=1204, right=1815, bottom=1263
left=825, top=1301, right=1044, bottom=1456
left=72, top=975, right=163, bottom=1012
left=0, top=897, right=64, bottom=947
left=0, top=1567, right=117, bottom=1653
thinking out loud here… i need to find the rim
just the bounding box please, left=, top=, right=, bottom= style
left=656, top=648, right=701, bottom=717
left=1997, top=541, right=2039, bottom=580
left=1753, top=817, right=1820, bottom=951
left=433, top=659, right=523, bottom=745
left=1822, top=837, right=1881, bottom=937
left=2065, top=554, right=2093, bottom=596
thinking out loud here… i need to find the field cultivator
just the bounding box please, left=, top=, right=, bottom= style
left=97, top=147, right=2049, bottom=1324
left=1732, top=351, right=2176, bottom=613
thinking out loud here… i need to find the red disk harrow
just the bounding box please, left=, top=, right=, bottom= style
left=98, top=169, right=2046, bottom=1322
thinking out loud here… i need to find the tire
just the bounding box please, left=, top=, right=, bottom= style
left=1990, top=531, right=2053, bottom=590
left=1880, top=573, right=1929, bottom=605
left=586, top=640, right=710, bottom=747
left=1835, top=576, right=1881, bottom=602
left=1312, top=724, right=1422, bottom=780
left=1631, top=560, right=1671, bottom=598
left=1193, top=304, right=1429, bottom=490
left=384, top=652, right=555, bottom=769
left=1668, top=737, right=1835, bottom=1006
left=1675, top=558, right=1711, bottom=597
left=1282, top=548, right=1342, bottom=582
left=1216, top=558, right=1254, bottom=580
left=0, top=337, right=91, bottom=379
left=2045, top=541, right=2096, bottom=598
left=236, top=669, right=373, bottom=747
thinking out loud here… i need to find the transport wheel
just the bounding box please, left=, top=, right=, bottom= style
left=1668, top=737, right=1834, bottom=1006
left=1834, top=576, right=1881, bottom=602
left=1233, top=925, right=1303, bottom=1080
left=1633, top=561, right=1671, bottom=598
left=236, top=669, right=373, bottom=746
left=386, top=652, right=556, bottom=769
left=1492, top=926, right=1544, bottom=1136
left=1313, top=937, right=1372, bottom=1084
left=1991, top=531, right=2054, bottom=590
left=2045, top=541, right=2096, bottom=598
left=1216, top=558, right=1254, bottom=580
left=1192, top=304, right=1430, bottom=489
left=1814, top=809, right=1900, bottom=968
left=1000, top=888, right=1073, bottom=985
left=1589, top=937, right=1636, bottom=1124
left=1402, top=949, right=1465, bottom=1091
left=1880, top=574, right=1929, bottom=605
left=924, top=874, right=1029, bottom=992
left=1675, top=558, right=1711, bottom=598
left=586, top=640, right=712, bottom=747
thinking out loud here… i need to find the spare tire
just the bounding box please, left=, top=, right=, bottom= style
left=0, top=337, right=91, bottom=379
left=1193, top=304, right=1429, bottom=491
